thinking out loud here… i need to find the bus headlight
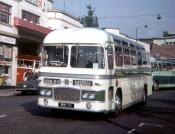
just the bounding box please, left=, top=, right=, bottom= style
left=46, top=90, right=52, bottom=96
left=81, top=91, right=105, bottom=101
left=82, top=93, right=89, bottom=99
left=40, top=89, right=46, bottom=96
left=82, top=91, right=95, bottom=100
left=89, top=93, right=95, bottom=99
left=39, top=88, right=52, bottom=97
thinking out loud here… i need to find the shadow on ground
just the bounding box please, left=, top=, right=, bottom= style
left=22, top=101, right=109, bottom=121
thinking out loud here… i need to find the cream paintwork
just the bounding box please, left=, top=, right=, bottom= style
left=43, top=28, right=113, bottom=45
left=38, top=28, right=152, bottom=113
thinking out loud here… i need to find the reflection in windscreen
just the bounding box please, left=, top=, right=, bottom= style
left=43, top=45, right=68, bottom=67
left=70, top=46, right=105, bottom=69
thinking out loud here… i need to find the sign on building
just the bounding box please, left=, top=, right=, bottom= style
left=0, top=35, right=16, bottom=45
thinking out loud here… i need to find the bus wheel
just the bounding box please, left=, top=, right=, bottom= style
left=114, top=93, right=122, bottom=116
left=141, top=89, right=147, bottom=105
left=153, top=81, right=159, bottom=91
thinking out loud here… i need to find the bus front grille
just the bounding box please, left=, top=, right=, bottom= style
left=54, top=88, right=80, bottom=102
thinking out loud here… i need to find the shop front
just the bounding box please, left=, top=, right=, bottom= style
left=14, top=17, right=52, bottom=85
left=0, top=35, right=17, bottom=86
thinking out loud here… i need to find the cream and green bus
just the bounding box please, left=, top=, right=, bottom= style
left=37, top=28, right=152, bottom=115
left=151, top=57, right=175, bottom=90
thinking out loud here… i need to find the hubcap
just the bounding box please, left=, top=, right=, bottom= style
left=115, top=96, right=121, bottom=109
left=143, top=91, right=146, bottom=102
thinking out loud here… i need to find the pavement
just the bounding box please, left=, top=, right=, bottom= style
left=0, top=88, right=19, bottom=97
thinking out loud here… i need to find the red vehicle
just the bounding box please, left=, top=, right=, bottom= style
left=16, top=55, right=40, bottom=93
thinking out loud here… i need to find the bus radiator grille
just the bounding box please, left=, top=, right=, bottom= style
left=54, top=88, right=80, bottom=102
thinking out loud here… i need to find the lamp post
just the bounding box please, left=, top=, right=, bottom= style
left=136, top=25, right=148, bottom=42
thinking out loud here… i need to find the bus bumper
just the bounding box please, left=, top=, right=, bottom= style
left=38, top=97, right=108, bottom=113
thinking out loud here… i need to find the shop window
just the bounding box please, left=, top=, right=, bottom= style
left=0, top=2, right=11, bottom=24
left=0, top=45, right=12, bottom=61
left=22, top=10, right=39, bottom=24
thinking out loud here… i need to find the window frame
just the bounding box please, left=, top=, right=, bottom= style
left=0, top=2, right=11, bottom=25
left=22, top=10, right=40, bottom=24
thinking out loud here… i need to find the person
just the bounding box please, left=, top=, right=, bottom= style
left=24, top=69, right=33, bottom=81
left=0, top=66, right=5, bottom=86
left=86, top=60, right=93, bottom=68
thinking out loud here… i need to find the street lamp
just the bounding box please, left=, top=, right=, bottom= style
left=136, top=25, right=148, bottom=42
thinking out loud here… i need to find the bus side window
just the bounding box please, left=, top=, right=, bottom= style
left=137, top=51, right=142, bottom=66
left=158, top=63, right=162, bottom=71
left=124, top=47, right=130, bottom=65
left=151, top=62, right=158, bottom=71
left=131, top=49, right=137, bottom=65
left=166, top=63, right=172, bottom=70
left=107, top=46, right=114, bottom=69
left=142, top=52, right=147, bottom=65
left=115, top=46, right=123, bottom=66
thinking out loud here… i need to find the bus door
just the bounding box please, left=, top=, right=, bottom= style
left=107, top=45, right=115, bottom=109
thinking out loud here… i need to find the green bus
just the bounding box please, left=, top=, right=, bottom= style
left=151, top=57, right=175, bottom=90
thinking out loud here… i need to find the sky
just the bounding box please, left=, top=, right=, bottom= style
left=53, top=0, right=175, bottom=39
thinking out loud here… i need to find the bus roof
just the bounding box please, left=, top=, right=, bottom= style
left=43, top=28, right=113, bottom=45
left=43, top=28, right=149, bottom=52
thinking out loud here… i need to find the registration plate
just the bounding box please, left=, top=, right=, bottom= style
left=44, top=78, right=61, bottom=84
left=73, top=80, right=92, bottom=86
left=58, top=103, right=74, bottom=108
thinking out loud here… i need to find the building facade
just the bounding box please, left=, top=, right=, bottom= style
left=139, top=31, right=175, bottom=46
left=0, top=0, right=83, bottom=86
left=139, top=31, right=175, bottom=59
left=47, top=9, right=83, bottom=30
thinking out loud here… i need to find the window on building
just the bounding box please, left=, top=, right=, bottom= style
left=22, top=10, right=39, bottom=24
left=0, top=2, right=11, bottom=24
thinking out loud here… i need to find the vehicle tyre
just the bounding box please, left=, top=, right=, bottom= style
left=141, top=89, right=147, bottom=105
left=153, top=81, right=159, bottom=91
left=113, top=93, right=122, bottom=116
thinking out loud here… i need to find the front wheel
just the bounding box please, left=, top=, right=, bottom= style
left=141, top=89, right=147, bottom=105
left=153, top=81, right=159, bottom=91
left=113, top=93, right=122, bottom=116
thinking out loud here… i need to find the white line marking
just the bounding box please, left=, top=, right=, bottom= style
left=128, top=129, right=136, bottom=133
left=138, top=123, right=164, bottom=128
left=0, top=114, right=7, bottom=118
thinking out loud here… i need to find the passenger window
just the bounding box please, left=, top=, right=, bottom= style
left=142, top=52, right=147, bottom=65
left=115, top=46, right=123, bottom=66
left=124, top=48, right=130, bottom=65
left=107, top=46, right=114, bottom=69
left=137, top=52, right=142, bottom=66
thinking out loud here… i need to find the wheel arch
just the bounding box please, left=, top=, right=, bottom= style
left=116, top=87, right=123, bottom=102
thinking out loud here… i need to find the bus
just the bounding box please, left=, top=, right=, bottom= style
left=151, top=56, right=175, bottom=90
left=37, top=28, right=152, bottom=115
left=16, top=55, right=40, bottom=93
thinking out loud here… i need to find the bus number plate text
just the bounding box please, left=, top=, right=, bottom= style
left=73, top=80, right=92, bottom=86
